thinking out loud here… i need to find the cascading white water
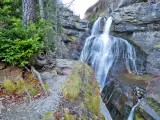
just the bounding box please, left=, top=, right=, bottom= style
left=80, top=17, right=137, bottom=90
left=127, top=99, right=140, bottom=120
left=80, top=17, right=138, bottom=120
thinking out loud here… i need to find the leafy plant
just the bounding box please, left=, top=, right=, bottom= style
left=0, top=19, right=45, bottom=66
left=0, top=0, right=51, bottom=66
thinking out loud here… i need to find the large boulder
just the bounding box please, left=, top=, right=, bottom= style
left=42, top=60, right=106, bottom=120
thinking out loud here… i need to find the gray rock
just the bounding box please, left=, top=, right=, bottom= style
left=56, top=59, right=76, bottom=68
left=131, top=31, right=160, bottom=54
left=40, top=72, right=54, bottom=81
left=112, top=2, right=160, bottom=25
left=118, top=0, right=144, bottom=8
left=146, top=49, right=160, bottom=76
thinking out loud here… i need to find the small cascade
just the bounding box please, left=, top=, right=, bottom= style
left=80, top=17, right=137, bottom=89
left=127, top=99, right=141, bottom=120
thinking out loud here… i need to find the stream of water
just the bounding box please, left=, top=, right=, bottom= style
left=80, top=16, right=139, bottom=120
left=80, top=17, right=137, bottom=89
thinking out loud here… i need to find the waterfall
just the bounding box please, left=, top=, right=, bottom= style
left=80, top=16, right=137, bottom=90
left=127, top=99, right=140, bottom=120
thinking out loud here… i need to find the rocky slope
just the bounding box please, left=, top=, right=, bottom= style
left=0, top=60, right=107, bottom=120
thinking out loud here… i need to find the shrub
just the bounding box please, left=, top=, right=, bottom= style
left=0, top=0, right=54, bottom=67
left=0, top=18, right=46, bottom=66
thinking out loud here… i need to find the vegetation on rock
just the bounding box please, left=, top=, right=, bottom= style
left=1, top=79, right=16, bottom=94
left=62, top=63, right=82, bottom=100
left=146, top=97, right=160, bottom=115
left=41, top=111, right=55, bottom=120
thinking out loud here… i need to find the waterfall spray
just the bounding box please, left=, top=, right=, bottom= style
left=80, top=17, right=137, bottom=90
left=127, top=99, right=140, bottom=120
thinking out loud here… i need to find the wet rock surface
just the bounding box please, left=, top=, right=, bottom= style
left=84, top=1, right=160, bottom=118
left=101, top=73, right=160, bottom=120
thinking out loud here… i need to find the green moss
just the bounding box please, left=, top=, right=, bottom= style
left=81, top=115, right=87, bottom=120
left=62, top=62, right=93, bottom=100
left=146, top=97, right=160, bottom=115
left=15, top=79, right=26, bottom=94
left=62, top=64, right=83, bottom=100
left=44, top=82, right=50, bottom=92
left=29, top=88, right=38, bottom=96
left=41, top=111, right=55, bottom=120
left=67, top=35, right=78, bottom=41
left=2, top=79, right=16, bottom=94
left=64, top=113, right=76, bottom=120
left=135, top=113, right=145, bottom=120
left=84, top=82, right=100, bottom=116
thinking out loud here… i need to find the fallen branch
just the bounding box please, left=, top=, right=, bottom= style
left=31, top=66, right=47, bottom=95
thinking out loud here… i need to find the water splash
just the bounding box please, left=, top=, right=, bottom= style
left=80, top=16, right=137, bottom=90
left=127, top=99, right=140, bottom=120
left=100, top=99, right=112, bottom=120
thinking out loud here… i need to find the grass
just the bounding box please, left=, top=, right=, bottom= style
left=2, top=79, right=16, bottom=94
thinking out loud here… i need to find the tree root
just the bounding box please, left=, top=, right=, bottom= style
left=31, top=66, right=47, bottom=95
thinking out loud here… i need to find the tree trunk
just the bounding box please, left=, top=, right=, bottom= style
left=22, top=0, right=47, bottom=96
left=38, top=0, right=45, bottom=19
left=22, top=0, right=37, bottom=27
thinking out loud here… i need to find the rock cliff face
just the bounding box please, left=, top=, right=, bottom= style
left=84, top=0, right=160, bottom=119
left=85, top=0, right=160, bottom=76
left=111, top=1, right=160, bottom=76
left=56, top=8, right=89, bottom=59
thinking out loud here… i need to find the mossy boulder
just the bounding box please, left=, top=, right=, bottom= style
left=42, top=60, right=104, bottom=119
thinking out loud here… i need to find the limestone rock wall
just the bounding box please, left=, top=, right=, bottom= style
left=56, top=8, right=89, bottom=59
left=85, top=0, right=160, bottom=77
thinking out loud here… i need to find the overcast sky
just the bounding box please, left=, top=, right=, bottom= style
left=62, top=0, right=99, bottom=18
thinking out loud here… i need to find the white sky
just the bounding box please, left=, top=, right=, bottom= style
left=62, top=0, right=99, bottom=18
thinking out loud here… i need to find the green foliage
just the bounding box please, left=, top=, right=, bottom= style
left=0, top=19, right=45, bottom=66
left=0, top=0, right=49, bottom=66
left=64, top=113, right=76, bottom=120
left=15, top=79, right=26, bottom=94
left=1, top=79, right=16, bottom=94
left=29, top=88, right=38, bottom=96
left=2, top=78, right=25, bottom=95
left=41, top=111, right=55, bottom=120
